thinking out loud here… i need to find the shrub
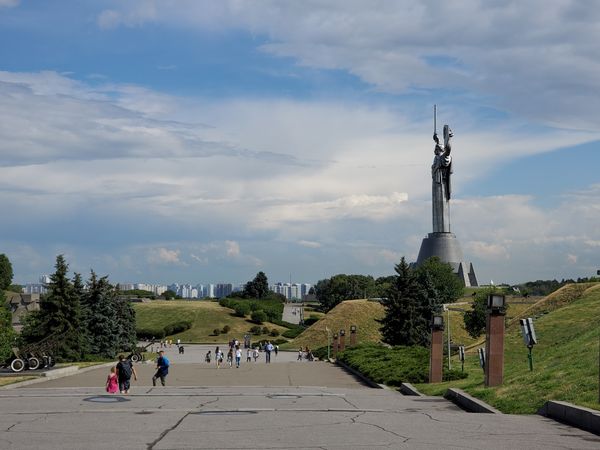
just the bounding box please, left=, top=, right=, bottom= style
left=219, top=298, right=232, bottom=309
left=312, top=346, right=328, bottom=360
left=136, top=327, right=165, bottom=340
left=222, top=325, right=231, bottom=334
left=234, top=303, right=251, bottom=317
left=336, top=343, right=468, bottom=386
left=303, top=315, right=320, bottom=326
left=261, top=326, right=269, bottom=334
left=251, top=310, right=267, bottom=324
left=213, top=328, right=221, bottom=336
left=282, top=327, right=304, bottom=339
left=250, top=325, right=262, bottom=335
left=164, top=320, right=193, bottom=336
left=270, top=329, right=280, bottom=337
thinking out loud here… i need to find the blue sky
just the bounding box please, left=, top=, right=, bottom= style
left=1, top=0, right=599, bottom=286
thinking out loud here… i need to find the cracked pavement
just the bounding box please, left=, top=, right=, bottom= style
left=0, top=345, right=598, bottom=449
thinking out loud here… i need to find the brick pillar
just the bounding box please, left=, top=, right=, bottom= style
left=485, top=313, right=505, bottom=387
left=339, top=330, right=346, bottom=351
left=349, top=327, right=357, bottom=347
left=429, top=328, right=443, bottom=383
left=332, top=334, right=339, bottom=358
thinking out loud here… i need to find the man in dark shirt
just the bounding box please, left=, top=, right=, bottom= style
left=116, top=354, right=138, bottom=394
left=152, top=350, right=170, bottom=387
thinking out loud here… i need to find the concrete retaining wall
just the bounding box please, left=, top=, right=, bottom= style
left=444, top=388, right=501, bottom=413
left=539, top=400, right=600, bottom=435
left=333, top=359, right=385, bottom=389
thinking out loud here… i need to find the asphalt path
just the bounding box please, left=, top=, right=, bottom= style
left=1, top=344, right=599, bottom=449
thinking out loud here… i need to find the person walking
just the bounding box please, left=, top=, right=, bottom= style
left=297, top=347, right=303, bottom=361
left=116, top=354, right=137, bottom=394
left=253, top=347, right=259, bottom=362
left=274, top=344, right=279, bottom=357
left=265, top=341, right=273, bottom=363
left=235, top=346, right=242, bottom=368
left=246, top=348, right=252, bottom=363
left=152, top=350, right=170, bottom=387
left=205, top=350, right=212, bottom=363
left=215, top=347, right=221, bottom=368
left=227, top=348, right=233, bottom=368
left=106, top=367, right=119, bottom=394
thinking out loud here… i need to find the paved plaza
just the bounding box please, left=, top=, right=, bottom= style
left=1, top=344, right=598, bottom=449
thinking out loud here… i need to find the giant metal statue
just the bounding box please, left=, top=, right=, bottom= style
left=431, top=116, right=453, bottom=233
left=414, top=105, right=478, bottom=286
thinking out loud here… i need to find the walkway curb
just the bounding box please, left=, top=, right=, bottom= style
left=333, top=359, right=385, bottom=389
left=399, top=382, right=422, bottom=396
left=538, top=400, right=600, bottom=435
left=1, top=362, right=115, bottom=390
left=444, top=388, right=501, bottom=413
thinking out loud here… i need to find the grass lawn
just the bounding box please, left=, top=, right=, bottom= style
left=283, top=299, right=385, bottom=350
left=0, top=376, right=36, bottom=387
left=417, top=283, right=600, bottom=413
left=134, top=300, right=288, bottom=343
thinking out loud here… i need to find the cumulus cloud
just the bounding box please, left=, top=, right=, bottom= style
left=225, top=240, right=240, bottom=258
left=1, top=70, right=598, bottom=284
left=97, top=0, right=600, bottom=129
left=148, top=247, right=182, bottom=265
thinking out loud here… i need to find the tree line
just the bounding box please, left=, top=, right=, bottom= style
left=17, top=255, right=137, bottom=361
left=314, top=256, right=465, bottom=347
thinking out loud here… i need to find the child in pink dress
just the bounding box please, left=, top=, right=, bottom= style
left=106, top=366, right=119, bottom=393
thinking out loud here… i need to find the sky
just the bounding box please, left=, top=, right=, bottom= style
left=1, top=0, right=600, bottom=286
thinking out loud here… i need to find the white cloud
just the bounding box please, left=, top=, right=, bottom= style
left=567, top=254, right=578, bottom=264
left=1, top=71, right=599, bottom=284
left=148, top=248, right=182, bottom=265
left=97, top=1, right=600, bottom=129
left=465, top=241, right=510, bottom=261
left=298, top=240, right=322, bottom=249
left=225, top=241, right=240, bottom=258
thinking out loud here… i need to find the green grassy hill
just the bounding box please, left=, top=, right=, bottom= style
left=134, top=300, right=287, bottom=343
left=417, top=282, right=600, bottom=413
left=285, top=299, right=385, bottom=350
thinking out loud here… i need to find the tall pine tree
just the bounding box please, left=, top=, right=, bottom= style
left=114, top=296, right=137, bottom=352
left=380, top=258, right=431, bottom=347
left=84, top=271, right=119, bottom=358
left=36, top=255, right=85, bottom=360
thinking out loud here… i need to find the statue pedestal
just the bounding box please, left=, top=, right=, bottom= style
left=416, top=233, right=478, bottom=287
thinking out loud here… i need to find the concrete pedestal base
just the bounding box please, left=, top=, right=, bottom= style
left=416, top=232, right=478, bottom=286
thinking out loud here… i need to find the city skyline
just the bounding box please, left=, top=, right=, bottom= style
left=22, top=275, right=313, bottom=301
left=1, top=2, right=599, bottom=285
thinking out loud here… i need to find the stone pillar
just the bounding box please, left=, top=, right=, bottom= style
left=349, top=325, right=357, bottom=347
left=485, top=305, right=506, bottom=387
left=332, top=333, right=339, bottom=358
left=429, top=316, right=444, bottom=383
left=339, top=329, right=346, bottom=352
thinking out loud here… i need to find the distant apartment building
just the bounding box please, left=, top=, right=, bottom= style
left=215, top=283, right=233, bottom=298
left=23, top=275, right=51, bottom=295
left=270, top=282, right=309, bottom=301
left=205, top=284, right=215, bottom=298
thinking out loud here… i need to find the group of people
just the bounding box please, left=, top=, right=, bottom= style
left=105, top=350, right=170, bottom=394
left=297, top=346, right=314, bottom=361
left=205, top=340, right=279, bottom=368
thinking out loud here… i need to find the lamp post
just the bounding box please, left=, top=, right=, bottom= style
left=485, top=294, right=506, bottom=387
left=350, top=325, right=357, bottom=347
left=332, top=333, right=339, bottom=359
left=429, top=314, right=444, bottom=383
left=339, top=329, right=346, bottom=352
